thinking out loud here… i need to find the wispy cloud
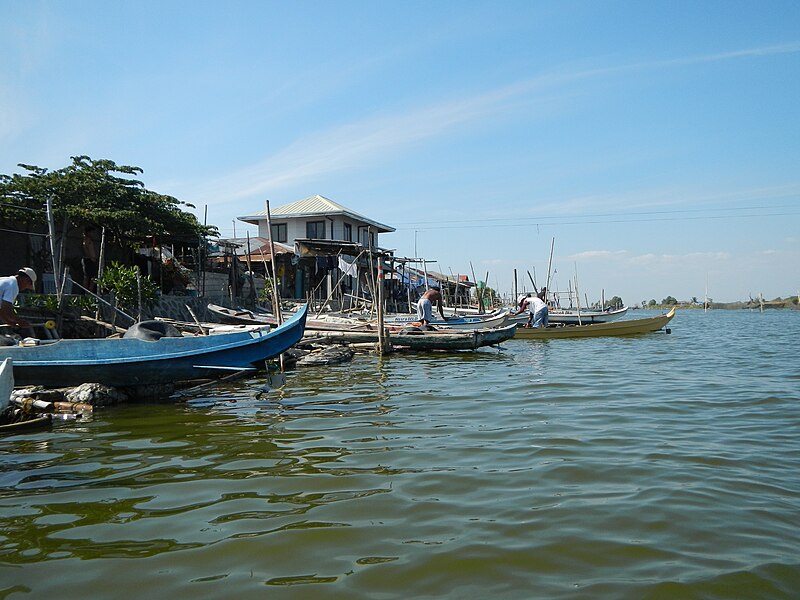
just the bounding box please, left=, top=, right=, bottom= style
left=628, top=251, right=731, bottom=266
left=568, top=250, right=628, bottom=261
left=171, top=41, right=800, bottom=207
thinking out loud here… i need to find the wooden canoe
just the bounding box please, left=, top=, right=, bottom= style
left=513, top=308, right=675, bottom=339
left=0, top=414, right=52, bottom=435
left=303, top=323, right=517, bottom=350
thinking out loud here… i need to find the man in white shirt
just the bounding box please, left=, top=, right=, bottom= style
left=514, top=288, right=549, bottom=328
left=0, top=268, right=36, bottom=328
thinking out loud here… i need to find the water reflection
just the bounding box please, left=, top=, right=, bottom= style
left=2, top=312, right=800, bottom=597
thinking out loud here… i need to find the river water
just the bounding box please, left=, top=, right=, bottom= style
left=1, top=309, right=798, bottom=598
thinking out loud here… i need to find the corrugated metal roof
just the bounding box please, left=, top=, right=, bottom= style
left=238, top=195, right=395, bottom=233
left=213, top=237, right=294, bottom=257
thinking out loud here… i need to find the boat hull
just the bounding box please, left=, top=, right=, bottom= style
left=1, top=358, right=12, bottom=412
left=0, top=306, right=307, bottom=387
left=382, top=311, right=509, bottom=330
left=506, top=306, right=629, bottom=326
left=514, top=309, right=675, bottom=339
left=303, top=323, right=517, bottom=350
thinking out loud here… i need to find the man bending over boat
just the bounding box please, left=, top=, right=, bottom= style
left=417, top=286, right=446, bottom=328
left=514, top=288, right=549, bottom=328
left=0, top=268, right=36, bottom=329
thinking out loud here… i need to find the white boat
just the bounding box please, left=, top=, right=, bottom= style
left=505, top=305, right=628, bottom=326
left=0, top=358, right=12, bottom=413
left=381, top=310, right=510, bottom=330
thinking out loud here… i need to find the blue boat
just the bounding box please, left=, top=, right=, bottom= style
left=0, top=305, right=307, bottom=388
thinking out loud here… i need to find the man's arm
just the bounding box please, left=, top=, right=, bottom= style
left=0, top=300, right=29, bottom=327
left=436, top=297, right=446, bottom=319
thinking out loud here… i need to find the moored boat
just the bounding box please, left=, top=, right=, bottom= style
left=0, top=305, right=308, bottom=387
left=381, top=310, right=509, bottom=330
left=506, top=305, right=629, bottom=326
left=513, top=308, right=675, bottom=339
left=1, top=358, right=12, bottom=412
left=303, top=323, right=517, bottom=351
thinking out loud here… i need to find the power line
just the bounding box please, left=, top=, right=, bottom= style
left=393, top=203, right=798, bottom=227
left=0, top=201, right=46, bottom=213
left=397, top=210, right=800, bottom=231
left=0, top=227, right=49, bottom=237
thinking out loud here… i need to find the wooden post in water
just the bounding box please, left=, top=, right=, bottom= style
left=513, top=269, right=518, bottom=304
left=376, top=260, right=388, bottom=354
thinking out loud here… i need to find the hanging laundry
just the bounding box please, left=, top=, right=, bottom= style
left=338, top=255, right=358, bottom=277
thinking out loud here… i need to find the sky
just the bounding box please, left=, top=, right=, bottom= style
left=1, top=0, right=799, bottom=303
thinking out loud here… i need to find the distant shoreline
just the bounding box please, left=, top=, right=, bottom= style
left=641, top=299, right=799, bottom=311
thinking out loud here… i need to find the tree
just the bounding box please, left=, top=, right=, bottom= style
left=0, top=156, right=217, bottom=242
left=608, top=295, right=624, bottom=308
left=648, top=299, right=657, bottom=307
left=691, top=296, right=698, bottom=304
left=472, top=284, right=499, bottom=308
left=97, top=262, right=158, bottom=319
left=662, top=296, right=678, bottom=305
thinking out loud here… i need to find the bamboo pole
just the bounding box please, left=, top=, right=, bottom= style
left=69, top=277, right=135, bottom=323
left=316, top=250, right=365, bottom=318
left=469, top=261, right=481, bottom=312
left=574, top=262, right=582, bottom=326
left=545, top=237, right=555, bottom=300
left=246, top=232, right=255, bottom=308
left=45, top=197, right=60, bottom=294
left=264, top=200, right=284, bottom=373
left=526, top=270, right=538, bottom=294
left=202, top=205, right=208, bottom=297
left=264, top=201, right=282, bottom=325
left=376, top=260, right=387, bottom=354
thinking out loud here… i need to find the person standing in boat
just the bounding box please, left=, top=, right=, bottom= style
left=417, top=285, right=445, bottom=328
left=514, top=288, right=549, bottom=328
left=0, top=268, right=36, bottom=329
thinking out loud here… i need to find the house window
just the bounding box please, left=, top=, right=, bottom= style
left=344, top=223, right=352, bottom=242
left=270, top=223, right=287, bottom=243
left=306, top=220, right=325, bottom=239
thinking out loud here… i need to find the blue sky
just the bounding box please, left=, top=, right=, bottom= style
left=2, top=0, right=798, bottom=303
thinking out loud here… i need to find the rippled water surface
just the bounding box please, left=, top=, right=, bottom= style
left=2, top=310, right=799, bottom=598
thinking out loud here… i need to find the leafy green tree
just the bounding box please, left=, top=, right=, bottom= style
left=662, top=296, right=678, bottom=305
left=608, top=295, right=623, bottom=308
left=98, top=262, right=159, bottom=319
left=0, top=156, right=217, bottom=242
left=648, top=299, right=657, bottom=307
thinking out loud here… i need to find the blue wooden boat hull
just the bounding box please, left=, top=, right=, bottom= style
left=0, top=305, right=307, bottom=387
